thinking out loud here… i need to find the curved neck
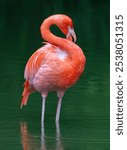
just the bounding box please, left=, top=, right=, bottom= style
left=40, top=16, right=72, bottom=50
left=40, top=16, right=85, bottom=72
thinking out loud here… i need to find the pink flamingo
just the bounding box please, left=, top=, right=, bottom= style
left=21, top=14, right=86, bottom=123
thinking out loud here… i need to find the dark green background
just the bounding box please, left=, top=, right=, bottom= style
left=0, top=0, right=109, bottom=149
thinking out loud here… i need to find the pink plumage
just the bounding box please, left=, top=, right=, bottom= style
left=21, top=14, right=86, bottom=123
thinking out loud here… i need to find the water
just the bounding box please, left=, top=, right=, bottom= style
left=0, top=0, right=109, bottom=149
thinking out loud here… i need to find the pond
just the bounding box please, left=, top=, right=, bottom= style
left=0, top=0, right=109, bottom=149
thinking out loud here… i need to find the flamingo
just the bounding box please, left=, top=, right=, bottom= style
left=21, top=14, right=86, bottom=123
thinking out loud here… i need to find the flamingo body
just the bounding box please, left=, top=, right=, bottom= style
left=21, top=14, right=86, bottom=123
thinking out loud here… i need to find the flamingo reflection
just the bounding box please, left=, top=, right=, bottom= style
left=55, top=122, right=64, bottom=150
left=20, top=122, right=64, bottom=150
left=20, top=122, right=42, bottom=150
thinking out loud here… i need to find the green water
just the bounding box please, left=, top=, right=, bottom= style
left=0, top=0, right=109, bottom=149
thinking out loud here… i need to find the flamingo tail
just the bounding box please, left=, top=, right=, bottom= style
left=20, top=80, right=32, bottom=109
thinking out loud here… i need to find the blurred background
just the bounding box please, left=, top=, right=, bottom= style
left=0, top=0, right=109, bottom=150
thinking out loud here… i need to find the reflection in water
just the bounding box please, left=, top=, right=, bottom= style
left=20, top=122, right=40, bottom=150
left=55, top=122, right=63, bottom=150
left=41, top=122, right=46, bottom=150
left=20, top=122, right=64, bottom=150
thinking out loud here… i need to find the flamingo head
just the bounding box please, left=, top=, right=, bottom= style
left=56, top=15, right=77, bottom=42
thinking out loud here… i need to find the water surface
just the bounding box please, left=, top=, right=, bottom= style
left=0, top=0, right=109, bottom=149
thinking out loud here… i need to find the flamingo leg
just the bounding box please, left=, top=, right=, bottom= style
left=56, top=97, right=63, bottom=122
left=41, top=96, right=46, bottom=123
left=56, top=90, right=65, bottom=122
left=56, top=121, right=60, bottom=138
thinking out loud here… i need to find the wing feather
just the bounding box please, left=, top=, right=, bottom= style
left=24, top=44, right=50, bottom=83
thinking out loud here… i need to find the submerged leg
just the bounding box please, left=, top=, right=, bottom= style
left=56, top=121, right=63, bottom=150
left=41, top=120, right=46, bottom=150
left=56, top=121, right=60, bottom=138
left=56, top=90, right=65, bottom=122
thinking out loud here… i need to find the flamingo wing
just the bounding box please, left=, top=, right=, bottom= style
left=25, top=45, right=48, bottom=82
left=21, top=44, right=52, bottom=108
left=21, top=43, right=80, bottom=108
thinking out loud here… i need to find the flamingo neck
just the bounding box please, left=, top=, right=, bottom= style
left=40, top=16, right=86, bottom=76
left=40, top=16, right=72, bottom=50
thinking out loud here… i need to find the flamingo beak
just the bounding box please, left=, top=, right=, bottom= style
left=66, top=26, right=77, bottom=42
